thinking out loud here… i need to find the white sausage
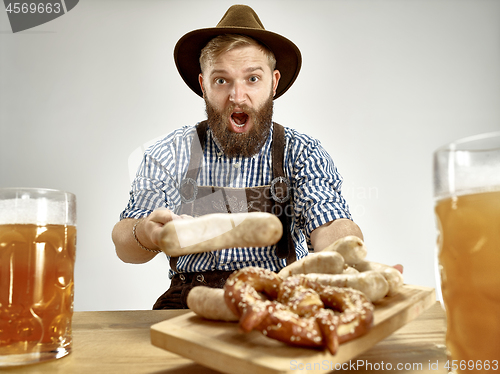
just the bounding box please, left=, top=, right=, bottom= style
left=186, top=286, right=238, bottom=322
left=303, top=271, right=390, bottom=302
left=322, top=235, right=367, bottom=265
left=343, top=265, right=359, bottom=274
left=278, top=251, right=345, bottom=278
left=353, top=261, right=404, bottom=296
left=159, top=212, right=283, bottom=256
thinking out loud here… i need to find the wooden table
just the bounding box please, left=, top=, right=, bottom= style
left=1, top=302, right=448, bottom=374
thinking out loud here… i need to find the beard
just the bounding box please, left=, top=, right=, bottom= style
left=205, top=92, right=274, bottom=158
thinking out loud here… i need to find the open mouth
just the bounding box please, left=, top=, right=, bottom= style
left=231, top=111, right=249, bottom=128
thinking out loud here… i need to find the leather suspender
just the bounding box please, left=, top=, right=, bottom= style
left=172, top=121, right=296, bottom=270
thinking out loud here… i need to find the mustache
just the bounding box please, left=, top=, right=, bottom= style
left=222, top=103, right=256, bottom=118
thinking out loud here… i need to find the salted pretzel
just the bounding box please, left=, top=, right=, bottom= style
left=223, top=266, right=374, bottom=354
left=223, top=266, right=282, bottom=332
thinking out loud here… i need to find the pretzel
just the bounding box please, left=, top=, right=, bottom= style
left=224, top=266, right=282, bottom=332
left=280, top=275, right=374, bottom=348
left=224, top=267, right=374, bottom=354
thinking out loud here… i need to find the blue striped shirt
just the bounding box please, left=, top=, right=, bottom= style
left=120, top=123, right=352, bottom=277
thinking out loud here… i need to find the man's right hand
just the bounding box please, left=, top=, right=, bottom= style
left=111, top=208, right=191, bottom=264
left=139, top=207, right=190, bottom=250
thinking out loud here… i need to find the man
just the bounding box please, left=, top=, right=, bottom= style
left=112, top=5, right=363, bottom=309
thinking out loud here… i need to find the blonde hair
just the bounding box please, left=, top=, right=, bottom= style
left=200, top=34, right=276, bottom=73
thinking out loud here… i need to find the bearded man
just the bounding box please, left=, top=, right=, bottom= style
left=112, top=5, right=363, bottom=309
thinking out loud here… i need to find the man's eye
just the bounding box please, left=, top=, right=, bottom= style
left=249, top=76, right=259, bottom=83
left=215, top=78, right=226, bottom=84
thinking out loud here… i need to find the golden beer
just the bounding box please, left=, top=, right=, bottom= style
left=0, top=188, right=77, bottom=366
left=435, top=189, right=500, bottom=372
left=0, top=223, right=76, bottom=360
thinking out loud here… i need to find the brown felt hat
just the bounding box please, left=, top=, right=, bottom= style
left=174, top=4, right=302, bottom=100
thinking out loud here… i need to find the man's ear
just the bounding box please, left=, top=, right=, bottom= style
left=198, top=74, right=205, bottom=96
left=272, top=70, right=281, bottom=97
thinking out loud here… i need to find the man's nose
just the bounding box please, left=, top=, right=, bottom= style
left=229, top=81, right=247, bottom=104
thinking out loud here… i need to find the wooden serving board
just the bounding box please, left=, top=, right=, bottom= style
left=151, top=285, right=435, bottom=374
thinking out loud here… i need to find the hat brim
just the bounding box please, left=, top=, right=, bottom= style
left=174, top=26, right=302, bottom=100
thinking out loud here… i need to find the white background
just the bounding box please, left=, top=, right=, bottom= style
left=1, top=0, right=499, bottom=311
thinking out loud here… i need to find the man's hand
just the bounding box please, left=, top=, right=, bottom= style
left=112, top=208, right=191, bottom=264
left=310, top=221, right=404, bottom=274
left=138, top=208, right=189, bottom=250
left=393, top=264, right=404, bottom=274
left=310, top=218, right=363, bottom=252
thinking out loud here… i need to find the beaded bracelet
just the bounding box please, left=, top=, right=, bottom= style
left=132, top=218, right=162, bottom=253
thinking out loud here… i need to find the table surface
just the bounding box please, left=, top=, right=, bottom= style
left=1, top=302, right=448, bottom=374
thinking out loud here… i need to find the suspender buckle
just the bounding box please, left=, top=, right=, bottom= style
left=180, top=177, right=198, bottom=203
left=270, top=176, right=291, bottom=203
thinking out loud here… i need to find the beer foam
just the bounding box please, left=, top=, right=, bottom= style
left=0, top=198, right=75, bottom=225
left=455, top=165, right=500, bottom=190
left=435, top=165, right=500, bottom=200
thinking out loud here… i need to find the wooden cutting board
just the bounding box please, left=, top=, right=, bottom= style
left=151, top=285, right=435, bottom=374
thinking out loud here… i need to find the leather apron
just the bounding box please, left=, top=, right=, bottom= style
left=152, top=121, right=295, bottom=309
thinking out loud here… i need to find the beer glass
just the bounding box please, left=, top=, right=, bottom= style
left=0, top=188, right=77, bottom=366
left=433, top=132, right=500, bottom=373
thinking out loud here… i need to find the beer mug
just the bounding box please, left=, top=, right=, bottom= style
left=433, top=132, right=500, bottom=373
left=0, top=188, right=77, bottom=366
